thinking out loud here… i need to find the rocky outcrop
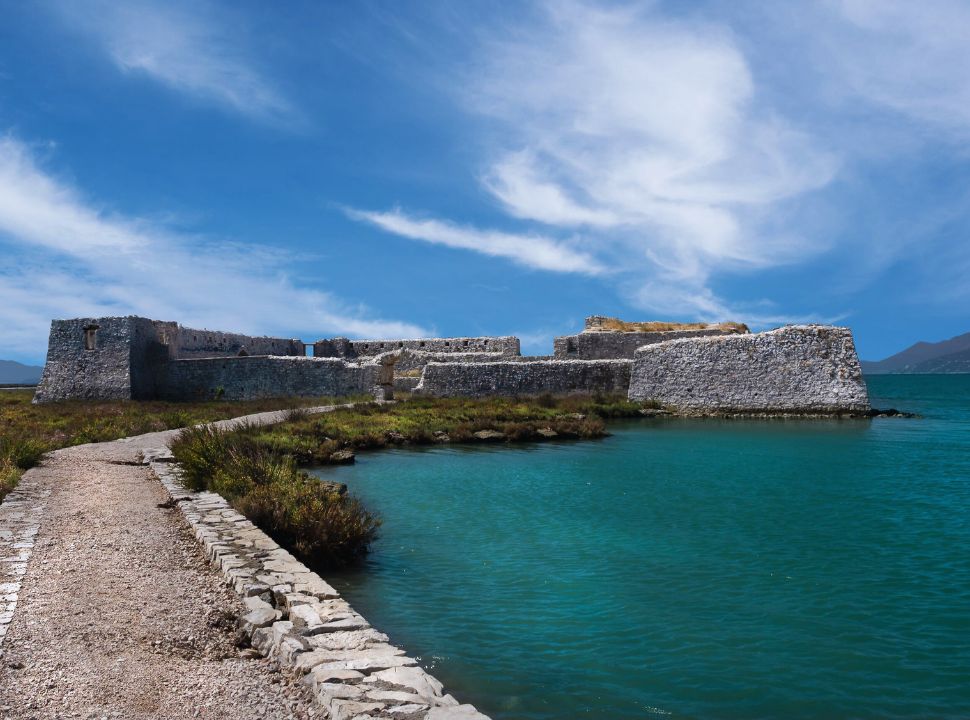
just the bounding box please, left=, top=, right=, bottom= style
left=628, top=325, right=870, bottom=415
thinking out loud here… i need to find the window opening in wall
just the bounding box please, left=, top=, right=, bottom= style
left=83, top=324, right=99, bottom=351
left=420, top=341, right=426, bottom=347
left=566, top=338, right=577, bottom=353
left=304, top=344, right=313, bottom=357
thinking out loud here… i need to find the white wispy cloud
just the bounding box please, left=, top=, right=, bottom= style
left=0, top=136, right=426, bottom=359
left=826, top=0, right=970, bottom=134
left=48, top=0, right=295, bottom=124
left=348, top=207, right=604, bottom=275
left=350, top=2, right=838, bottom=321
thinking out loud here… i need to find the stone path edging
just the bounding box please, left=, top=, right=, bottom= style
left=144, top=449, right=490, bottom=720
left=1, top=403, right=348, bottom=651
left=0, top=479, right=48, bottom=646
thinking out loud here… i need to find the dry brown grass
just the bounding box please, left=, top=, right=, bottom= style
left=593, top=318, right=749, bottom=334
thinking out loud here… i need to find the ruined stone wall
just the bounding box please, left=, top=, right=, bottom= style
left=314, top=336, right=520, bottom=359
left=35, top=316, right=309, bottom=403
left=393, top=376, right=422, bottom=393
left=34, top=316, right=163, bottom=402
left=628, top=325, right=870, bottom=414
left=388, top=349, right=530, bottom=374
left=553, top=328, right=740, bottom=360
left=172, top=327, right=302, bottom=359
left=414, top=359, right=632, bottom=398
left=311, top=337, right=354, bottom=358
left=155, top=356, right=378, bottom=402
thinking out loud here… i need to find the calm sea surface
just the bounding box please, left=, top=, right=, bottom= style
left=314, top=376, right=970, bottom=719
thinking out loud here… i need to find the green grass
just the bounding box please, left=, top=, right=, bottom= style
left=0, top=390, right=348, bottom=501
left=243, top=394, right=647, bottom=464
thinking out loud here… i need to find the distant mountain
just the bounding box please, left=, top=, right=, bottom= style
left=0, top=359, right=43, bottom=384
left=862, top=332, right=970, bottom=374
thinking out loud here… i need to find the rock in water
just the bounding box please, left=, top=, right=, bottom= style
left=328, top=449, right=355, bottom=464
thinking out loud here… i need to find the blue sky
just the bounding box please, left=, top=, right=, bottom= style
left=1, top=0, right=968, bottom=364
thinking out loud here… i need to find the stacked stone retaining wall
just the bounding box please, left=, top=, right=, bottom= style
left=415, top=360, right=632, bottom=398
left=315, top=336, right=520, bottom=359
left=156, top=356, right=378, bottom=402
left=146, top=448, right=489, bottom=719
left=628, top=325, right=870, bottom=414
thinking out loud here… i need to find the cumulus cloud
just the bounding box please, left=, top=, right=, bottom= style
left=0, top=136, right=426, bottom=359
left=48, top=0, right=295, bottom=124
left=352, top=1, right=838, bottom=320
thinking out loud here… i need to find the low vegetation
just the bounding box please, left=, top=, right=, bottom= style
left=172, top=423, right=380, bottom=569
left=596, top=318, right=749, bottom=333
left=4, top=387, right=652, bottom=570
left=171, top=394, right=649, bottom=570
left=0, top=389, right=347, bottom=501
left=241, top=394, right=646, bottom=464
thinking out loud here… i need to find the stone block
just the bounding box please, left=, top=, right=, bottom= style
left=329, top=700, right=385, bottom=720
left=365, top=666, right=444, bottom=699
left=238, top=607, right=279, bottom=635
left=426, top=705, right=491, bottom=720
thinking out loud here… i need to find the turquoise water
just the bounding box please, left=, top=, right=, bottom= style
left=314, top=376, right=970, bottom=719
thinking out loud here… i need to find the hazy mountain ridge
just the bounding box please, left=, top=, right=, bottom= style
left=0, top=359, right=43, bottom=384
left=862, top=332, right=970, bottom=374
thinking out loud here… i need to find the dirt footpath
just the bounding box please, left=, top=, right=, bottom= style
left=0, top=428, right=319, bottom=720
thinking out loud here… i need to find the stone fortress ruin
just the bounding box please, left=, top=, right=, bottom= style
left=34, top=314, right=871, bottom=415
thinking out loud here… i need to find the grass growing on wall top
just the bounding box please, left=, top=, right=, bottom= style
left=0, top=389, right=349, bottom=501
left=594, top=319, right=749, bottom=333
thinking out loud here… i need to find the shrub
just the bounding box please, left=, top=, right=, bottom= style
left=0, top=437, right=47, bottom=470
left=237, top=478, right=379, bottom=568
left=171, top=424, right=380, bottom=569
left=0, top=459, right=20, bottom=502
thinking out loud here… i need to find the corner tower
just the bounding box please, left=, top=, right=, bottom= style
left=34, top=316, right=171, bottom=403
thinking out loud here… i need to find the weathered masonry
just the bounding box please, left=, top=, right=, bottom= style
left=553, top=316, right=746, bottom=360
left=627, top=325, right=870, bottom=415
left=313, top=336, right=520, bottom=359
left=34, top=315, right=871, bottom=414
left=35, top=317, right=373, bottom=403
left=415, top=359, right=633, bottom=398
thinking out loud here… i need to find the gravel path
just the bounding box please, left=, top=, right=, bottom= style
left=0, top=407, right=346, bottom=720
